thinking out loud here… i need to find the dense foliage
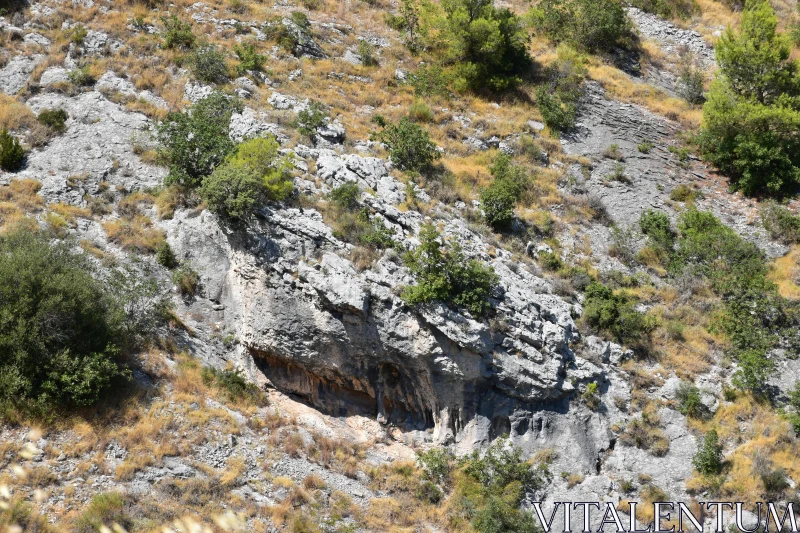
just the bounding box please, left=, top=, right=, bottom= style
left=201, top=137, right=294, bottom=220
left=699, top=0, right=800, bottom=196
left=158, top=92, right=243, bottom=187
left=402, top=224, right=498, bottom=317
left=0, top=130, right=25, bottom=172
left=188, top=44, right=229, bottom=84
left=480, top=154, right=529, bottom=232
left=0, top=228, right=166, bottom=417
left=37, top=108, right=69, bottom=132
left=428, top=0, right=532, bottom=92
left=530, top=0, right=632, bottom=54
left=534, top=46, right=587, bottom=132
left=692, top=429, right=723, bottom=475
left=582, top=281, right=657, bottom=347
left=374, top=118, right=441, bottom=173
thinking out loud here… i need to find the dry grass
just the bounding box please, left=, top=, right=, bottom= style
left=0, top=95, right=37, bottom=131
left=0, top=179, right=44, bottom=212
left=103, top=215, right=166, bottom=253
left=768, top=244, right=800, bottom=300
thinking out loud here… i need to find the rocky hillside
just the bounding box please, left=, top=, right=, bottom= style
left=1, top=0, right=800, bottom=531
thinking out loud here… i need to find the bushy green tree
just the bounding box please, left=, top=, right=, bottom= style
left=480, top=154, right=529, bottom=232
left=402, top=224, right=498, bottom=317
left=0, top=228, right=130, bottom=416
left=692, top=429, right=723, bottom=475
left=294, top=100, right=328, bottom=137
left=698, top=0, right=800, bottom=196
left=456, top=438, right=549, bottom=533
left=639, top=209, right=675, bottom=253
left=188, top=44, right=229, bottom=84
left=0, top=130, right=25, bottom=172
left=530, top=0, right=632, bottom=54
left=234, top=42, right=267, bottom=74
left=534, top=45, right=587, bottom=132
left=374, top=118, right=441, bottom=173
left=158, top=92, right=243, bottom=187
left=582, top=281, right=657, bottom=347
left=161, top=14, right=195, bottom=50
left=430, top=0, right=532, bottom=92
left=200, top=136, right=294, bottom=220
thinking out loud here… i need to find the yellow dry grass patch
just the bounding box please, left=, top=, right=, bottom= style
left=0, top=95, right=37, bottom=131
left=768, top=244, right=800, bottom=300
left=687, top=394, right=800, bottom=503
left=587, top=62, right=702, bottom=127
left=103, top=215, right=166, bottom=253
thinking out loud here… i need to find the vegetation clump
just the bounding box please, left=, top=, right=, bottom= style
left=530, top=0, right=633, bottom=54
left=187, top=44, right=229, bottom=84
left=374, top=118, right=441, bottom=173
left=0, top=227, right=166, bottom=417
left=480, top=153, right=529, bottom=232
left=158, top=92, right=243, bottom=187
left=425, top=0, right=533, bottom=93
left=200, top=136, right=294, bottom=221
left=402, top=224, right=498, bottom=317
left=161, top=14, right=195, bottom=49
left=0, top=130, right=24, bottom=172
left=37, top=109, right=69, bottom=132
left=699, top=0, right=800, bottom=197
left=582, top=281, right=657, bottom=348
left=692, top=429, right=723, bottom=475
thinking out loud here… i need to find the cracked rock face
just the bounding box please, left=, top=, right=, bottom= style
left=164, top=148, right=610, bottom=455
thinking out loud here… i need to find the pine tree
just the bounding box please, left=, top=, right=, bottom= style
left=699, top=0, right=800, bottom=196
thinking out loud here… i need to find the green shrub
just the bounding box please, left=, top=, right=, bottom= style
left=481, top=178, right=520, bottom=232
left=294, top=100, right=328, bottom=137
left=74, top=492, right=132, bottom=533
left=480, top=154, right=528, bottom=232
left=538, top=250, right=563, bottom=271
left=158, top=91, right=243, bottom=187
left=161, top=14, right=195, bottom=49
left=677, top=56, right=706, bottom=104
left=357, top=40, right=379, bottom=67
left=458, top=438, right=549, bottom=533
left=423, top=0, right=532, bottom=93
left=409, top=65, right=451, bottom=97
left=535, top=87, right=577, bottom=132
left=68, top=67, right=95, bottom=87
left=37, top=108, right=69, bottom=132
left=188, top=44, right=229, bottom=83
left=0, top=130, right=24, bottom=172
left=402, top=224, right=498, bottom=317
left=530, top=0, right=633, bottom=54
left=200, top=137, right=294, bottom=221
left=201, top=366, right=265, bottom=404
left=676, top=382, right=706, bottom=418
left=692, top=429, right=723, bottom=475
left=291, top=11, right=310, bottom=28
left=201, top=165, right=264, bottom=220
left=581, top=381, right=600, bottom=410
left=72, top=24, right=88, bottom=45
left=637, top=140, right=654, bottom=153
left=0, top=228, right=133, bottom=416
left=582, top=281, right=657, bottom=347
left=417, top=448, right=453, bottom=485
left=155, top=241, right=177, bottom=269
left=639, top=209, right=674, bottom=255
left=374, top=118, right=441, bottom=173
left=408, top=100, right=434, bottom=123
left=234, top=42, right=267, bottom=74
left=172, top=265, right=199, bottom=296
left=732, top=348, right=774, bottom=393
left=760, top=201, right=800, bottom=244
left=669, top=184, right=700, bottom=202
left=698, top=0, right=800, bottom=197
left=330, top=182, right=361, bottom=211
left=534, top=46, right=587, bottom=132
